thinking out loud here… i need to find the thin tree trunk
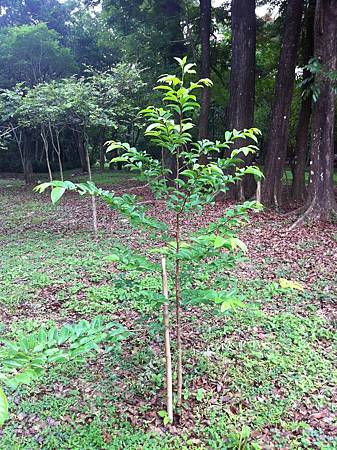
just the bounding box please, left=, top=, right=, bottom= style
left=55, top=129, right=64, bottom=182
left=41, top=127, right=53, bottom=182
left=228, top=0, right=256, bottom=199
left=35, top=136, right=39, bottom=160
left=292, top=0, right=315, bottom=202
left=48, top=122, right=64, bottom=181
left=292, top=0, right=337, bottom=224
left=198, top=0, right=212, bottom=144
left=12, top=126, right=33, bottom=185
left=262, top=0, right=304, bottom=206
left=161, top=256, right=173, bottom=423
left=23, top=132, right=33, bottom=185
left=99, top=131, right=106, bottom=172
left=77, top=132, right=89, bottom=173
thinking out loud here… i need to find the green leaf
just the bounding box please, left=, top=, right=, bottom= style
left=214, top=236, right=227, bottom=249
left=51, top=187, right=66, bottom=204
left=181, top=122, right=194, bottom=132
left=183, top=63, right=196, bottom=74
left=279, top=278, right=304, bottom=291
left=6, top=369, right=40, bottom=389
left=106, top=254, right=120, bottom=263
left=220, top=298, right=245, bottom=312
left=196, top=388, right=204, bottom=401
left=110, top=156, right=129, bottom=163
left=243, top=166, right=264, bottom=180
left=163, top=415, right=171, bottom=425
left=33, top=182, right=51, bottom=193
left=0, top=387, right=8, bottom=427
left=229, top=237, right=248, bottom=252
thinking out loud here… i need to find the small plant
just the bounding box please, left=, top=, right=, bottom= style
left=35, top=57, right=263, bottom=422
left=0, top=317, right=128, bottom=426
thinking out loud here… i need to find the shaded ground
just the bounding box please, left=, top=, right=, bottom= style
left=0, top=171, right=336, bottom=449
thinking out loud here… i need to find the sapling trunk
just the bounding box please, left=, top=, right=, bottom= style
left=161, top=256, right=173, bottom=422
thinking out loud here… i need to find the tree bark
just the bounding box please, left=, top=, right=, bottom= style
left=262, top=0, right=304, bottom=206
left=291, top=0, right=315, bottom=202
left=296, top=0, right=337, bottom=221
left=198, top=0, right=212, bottom=143
left=228, top=0, right=256, bottom=199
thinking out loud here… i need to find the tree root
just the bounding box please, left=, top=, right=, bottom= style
left=288, top=195, right=337, bottom=230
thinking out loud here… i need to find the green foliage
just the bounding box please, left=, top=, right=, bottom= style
left=0, top=64, right=144, bottom=173
left=301, top=57, right=337, bottom=101
left=0, top=317, right=129, bottom=425
left=0, top=23, right=77, bottom=88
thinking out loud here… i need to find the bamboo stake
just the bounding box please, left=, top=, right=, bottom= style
left=85, top=144, right=98, bottom=237
left=161, top=256, right=173, bottom=423
left=256, top=179, right=262, bottom=203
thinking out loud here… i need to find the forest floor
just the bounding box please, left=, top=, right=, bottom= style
left=0, top=171, right=336, bottom=450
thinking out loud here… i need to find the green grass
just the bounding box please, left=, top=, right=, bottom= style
left=0, top=173, right=336, bottom=449
left=0, top=168, right=135, bottom=189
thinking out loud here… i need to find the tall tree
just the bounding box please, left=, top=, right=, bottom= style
left=162, top=0, right=186, bottom=62
left=262, top=0, right=304, bottom=206
left=291, top=0, right=315, bottom=202
left=198, top=0, right=212, bottom=141
left=228, top=0, right=256, bottom=198
left=0, top=0, right=71, bottom=35
left=0, top=23, right=77, bottom=88
left=295, top=0, right=337, bottom=222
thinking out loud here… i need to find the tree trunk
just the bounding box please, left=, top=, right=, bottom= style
left=198, top=0, right=211, bottom=143
left=295, top=0, right=337, bottom=222
left=77, top=132, right=89, bottom=173
left=41, top=127, right=53, bottom=182
left=228, top=0, right=256, bottom=199
left=163, top=0, right=185, bottom=61
left=291, top=0, right=315, bottom=202
left=99, top=135, right=105, bottom=172
left=262, top=0, right=304, bottom=206
left=23, top=131, right=33, bottom=185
